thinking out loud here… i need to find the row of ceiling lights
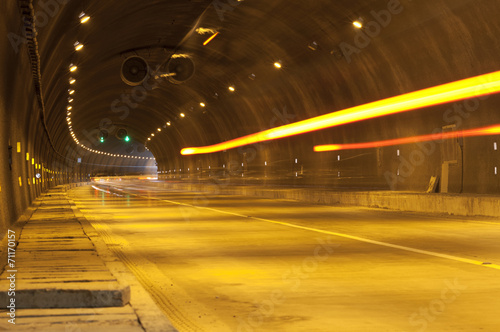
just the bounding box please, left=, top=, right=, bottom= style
left=144, top=52, right=283, bottom=146
left=143, top=16, right=284, bottom=148
left=65, top=12, right=154, bottom=160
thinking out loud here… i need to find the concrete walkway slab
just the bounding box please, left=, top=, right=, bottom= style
left=0, top=306, right=144, bottom=331
left=0, top=186, right=130, bottom=309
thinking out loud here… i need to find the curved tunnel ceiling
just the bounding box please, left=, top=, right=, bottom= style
left=32, top=0, right=500, bottom=171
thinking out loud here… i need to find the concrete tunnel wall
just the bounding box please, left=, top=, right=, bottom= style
left=1, top=0, right=500, bottom=235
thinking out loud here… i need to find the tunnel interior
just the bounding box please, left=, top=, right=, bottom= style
left=2, top=0, right=500, bottom=231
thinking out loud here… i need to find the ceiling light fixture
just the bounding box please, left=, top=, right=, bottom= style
left=79, top=12, right=90, bottom=24
left=203, top=32, right=219, bottom=46
left=74, top=42, right=84, bottom=51
left=353, top=20, right=363, bottom=29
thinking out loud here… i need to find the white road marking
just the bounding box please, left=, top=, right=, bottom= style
left=98, top=184, right=500, bottom=271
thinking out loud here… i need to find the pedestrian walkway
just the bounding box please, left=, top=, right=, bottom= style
left=0, top=185, right=177, bottom=331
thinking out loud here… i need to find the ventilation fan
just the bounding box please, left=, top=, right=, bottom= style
left=120, top=56, right=149, bottom=86
left=115, top=128, right=128, bottom=140
left=166, top=57, right=195, bottom=84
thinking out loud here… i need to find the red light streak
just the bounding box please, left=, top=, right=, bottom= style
left=314, top=125, right=500, bottom=152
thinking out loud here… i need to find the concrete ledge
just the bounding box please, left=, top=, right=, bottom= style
left=0, top=306, right=144, bottom=332
left=153, top=182, right=500, bottom=218
left=0, top=185, right=131, bottom=309
left=0, top=284, right=130, bottom=309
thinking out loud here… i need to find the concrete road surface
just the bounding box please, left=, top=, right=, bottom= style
left=68, top=180, right=500, bottom=332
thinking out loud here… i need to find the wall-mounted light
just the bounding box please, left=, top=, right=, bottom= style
left=74, top=42, right=84, bottom=51
left=79, top=12, right=90, bottom=24
left=166, top=121, right=171, bottom=126
left=308, top=41, right=318, bottom=51
left=200, top=102, right=206, bottom=107
left=69, top=78, right=76, bottom=84
left=274, top=61, right=282, bottom=69
left=68, top=89, right=75, bottom=95
left=180, top=113, right=185, bottom=118
left=69, top=64, right=77, bottom=72
left=228, top=86, right=235, bottom=92
left=353, top=20, right=363, bottom=29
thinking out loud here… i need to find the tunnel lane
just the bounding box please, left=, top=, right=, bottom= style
left=69, top=181, right=500, bottom=332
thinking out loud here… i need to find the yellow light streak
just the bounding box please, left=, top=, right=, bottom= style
left=181, top=70, right=500, bottom=155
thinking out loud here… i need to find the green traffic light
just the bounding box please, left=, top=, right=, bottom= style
left=124, top=136, right=130, bottom=142
left=100, top=137, right=104, bottom=143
